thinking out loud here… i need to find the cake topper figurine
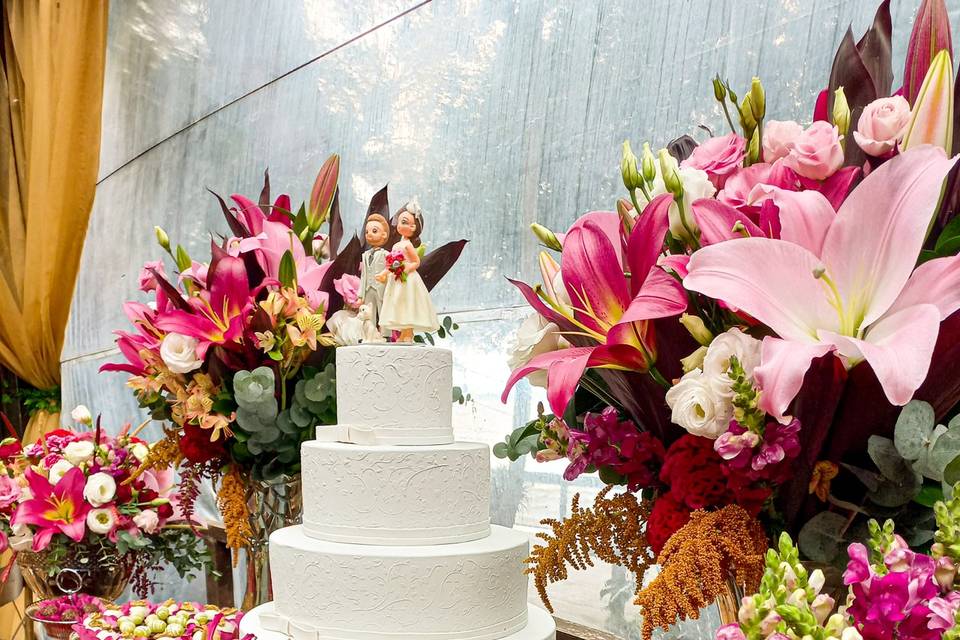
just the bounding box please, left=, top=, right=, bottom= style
left=376, top=199, right=440, bottom=342
left=359, top=212, right=391, bottom=336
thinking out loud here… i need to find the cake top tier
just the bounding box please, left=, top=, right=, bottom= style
left=334, top=345, right=453, bottom=444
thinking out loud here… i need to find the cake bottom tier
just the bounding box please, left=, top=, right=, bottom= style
left=266, top=525, right=535, bottom=640
left=239, top=602, right=557, bottom=640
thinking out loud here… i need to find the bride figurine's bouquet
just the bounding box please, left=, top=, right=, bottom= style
left=498, top=0, right=960, bottom=635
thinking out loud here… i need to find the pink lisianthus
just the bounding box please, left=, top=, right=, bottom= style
left=682, top=133, right=747, bottom=189
left=784, top=121, right=844, bottom=180
left=0, top=474, right=20, bottom=510
left=763, top=120, right=804, bottom=162
left=854, top=96, right=911, bottom=157
left=137, top=260, right=166, bottom=293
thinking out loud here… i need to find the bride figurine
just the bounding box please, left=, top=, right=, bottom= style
left=375, top=200, right=440, bottom=342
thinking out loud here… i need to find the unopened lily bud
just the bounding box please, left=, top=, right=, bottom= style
left=713, top=75, right=727, bottom=102
left=658, top=149, right=683, bottom=197
left=641, top=142, right=657, bottom=183
left=680, top=314, right=713, bottom=346
left=621, top=140, right=642, bottom=191
left=740, top=95, right=757, bottom=133
left=530, top=223, right=562, bottom=251
left=616, top=199, right=635, bottom=233
left=155, top=226, right=171, bottom=252
left=750, top=77, right=766, bottom=121
left=832, top=87, right=850, bottom=138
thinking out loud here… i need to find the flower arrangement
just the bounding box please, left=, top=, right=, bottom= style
left=74, top=599, right=251, bottom=640
left=499, top=0, right=960, bottom=631
left=0, top=408, right=206, bottom=596
left=385, top=250, right=408, bottom=282
left=719, top=485, right=960, bottom=640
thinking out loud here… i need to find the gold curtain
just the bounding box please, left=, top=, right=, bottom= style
left=0, top=1, right=109, bottom=638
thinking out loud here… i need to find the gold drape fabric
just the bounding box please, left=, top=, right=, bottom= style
left=0, top=0, right=108, bottom=388
left=0, top=1, right=108, bottom=637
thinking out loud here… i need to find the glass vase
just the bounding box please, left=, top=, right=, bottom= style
left=241, top=473, right=303, bottom=611
left=17, top=542, right=133, bottom=600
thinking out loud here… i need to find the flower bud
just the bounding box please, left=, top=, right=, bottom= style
left=747, top=127, right=761, bottom=164
left=713, top=75, right=727, bottom=102
left=842, top=627, right=863, bottom=640
left=832, top=87, right=851, bottom=138
left=616, top=199, right=635, bottom=234
left=70, top=404, right=93, bottom=425
left=154, top=226, right=171, bottom=252
left=658, top=149, right=683, bottom=197
left=621, top=140, right=643, bottom=191
left=759, top=611, right=782, bottom=635
left=902, top=49, right=954, bottom=152
left=750, top=77, right=766, bottom=121
left=679, top=314, right=713, bottom=346
left=641, top=143, right=657, bottom=183
left=530, top=223, right=562, bottom=251
left=740, top=95, right=757, bottom=133
left=680, top=346, right=708, bottom=374
left=811, top=594, right=835, bottom=624
left=807, top=569, right=825, bottom=594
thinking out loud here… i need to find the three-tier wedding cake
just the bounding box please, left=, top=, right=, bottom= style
left=240, top=344, right=556, bottom=640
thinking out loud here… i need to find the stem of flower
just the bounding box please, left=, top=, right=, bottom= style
left=647, top=365, right=671, bottom=389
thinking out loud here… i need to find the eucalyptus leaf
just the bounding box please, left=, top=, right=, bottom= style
left=798, top=511, right=849, bottom=563
left=927, top=428, right=960, bottom=481
left=893, top=400, right=935, bottom=460
left=868, top=436, right=912, bottom=481
left=492, top=442, right=510, bottom=459
left=915, top=483, right=946, bottom=508
left=869, top=472, right=922, bottom=507
left=841, top=463, right=881, bottom=492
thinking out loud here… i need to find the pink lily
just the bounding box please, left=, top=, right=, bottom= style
left=12, top=467, right=90, bottom=551
left=685, top=146, right=960, bottom=421
left=502, top=201, right=687, bottom=416
left=154, top=254, right=253, bottom=356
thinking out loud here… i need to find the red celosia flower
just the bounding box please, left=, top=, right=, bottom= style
left=179, top=424, right=226, bottom=464
left=647, top=491, right=691, bottom=554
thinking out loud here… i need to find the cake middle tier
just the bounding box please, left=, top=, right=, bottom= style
left=302, top=440, right=491, bottom=544
left=267, top=525, right=531, bottom=640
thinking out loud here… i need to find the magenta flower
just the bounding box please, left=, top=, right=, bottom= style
left=845, top=542, right=873, bottom=585
left=12, top=467, right=89, bottom=551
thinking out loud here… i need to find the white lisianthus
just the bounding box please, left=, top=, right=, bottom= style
left=703, top=328, right=762, bottom=377
left=48, top=459, right=75, bottom=485
left=159, top=333, right=203, bottom=374
left=70, top=404, right=93, bottom=425
left=83, top=472, right=117, bottom=507
left=130, top=442, right=149, bottom=463
left=665, top=369, right=731, bottom=439
left=649, top=153, right=716, bottom=241
left=86, top=508, right=116, bottom=535
left=507, top=313, right=571, bottom=388
left=63, top=440, right=96, bottom=466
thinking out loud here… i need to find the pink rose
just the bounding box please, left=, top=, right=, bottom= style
left=853, top=96, right=911, bottom=157
left=334, top=274, right=361, bottom=309
left=137, top=260, right=166, bottom=292
left=0, top=476, right=19, bottom=509
left=682, top=133, right=746, bottom=189
left=784, top=121, right=844, bottom=180
left=762, top=120, right=803, bottom=162
left=717, top=160, right=798, bottom=213
left=133, top=509, right=160, bottom=534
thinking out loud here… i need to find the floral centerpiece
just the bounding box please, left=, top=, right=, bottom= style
left=101, top=158, right=466, bottom=606
left=73, top=599, right=250, bottom=640
left=498, top=0, right=960, bottom=635
left=0, top=407, right=205, bottom=600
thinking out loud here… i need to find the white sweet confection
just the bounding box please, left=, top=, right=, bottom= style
left=242, top=345, right=556, bottom=640
left=302, top=440, right=491, bottom=544
left=328, top=344, right=454, bottom=445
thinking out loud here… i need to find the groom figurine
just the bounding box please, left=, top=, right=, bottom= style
left=359, top=212, right=390, bottom=333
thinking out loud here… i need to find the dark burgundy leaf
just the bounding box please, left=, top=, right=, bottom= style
left=667, top=135, right=698, bottom=162
left=319, top=235, right=363, bottom=318
left=329, top=188, right=343, bottom=259
left=208, top=188, right=249, bottom=238
left=855, top=0, right=893, bottom=97
left=828, top=28, right=877, bottom=169
left=259, top=169, right=271, bottom=209
left=776, top=354, right=847, bottom=527
left=149, top=268, right=191, bottom=312
left=420, top=239, right=468, bottom=292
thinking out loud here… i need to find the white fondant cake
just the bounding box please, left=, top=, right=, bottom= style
left=333, top=344, right=453, bottom=445
left=244, top=345, right=556, bottom=640
left=302, top=440, right=491, bottom=544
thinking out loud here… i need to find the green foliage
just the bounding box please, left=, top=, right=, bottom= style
left=414, top=315, right=461, bottom=344
left=0, top=377, right=60, bottom=417
left=278, top=250, right=297, bottom=289
left=452, top=386, right=472, bottom=405
left=493, top=408, right=552, bottom=461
